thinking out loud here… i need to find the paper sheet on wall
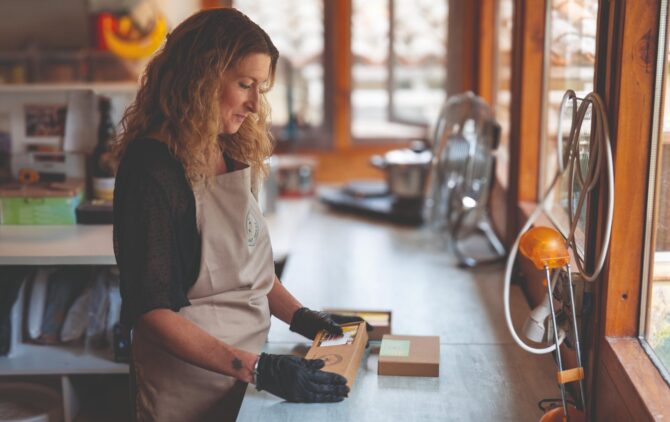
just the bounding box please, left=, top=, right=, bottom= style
left=63, top=90, right=98, bottom=153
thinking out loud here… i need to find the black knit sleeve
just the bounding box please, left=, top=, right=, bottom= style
left=113, top=140, right=197, bottom=327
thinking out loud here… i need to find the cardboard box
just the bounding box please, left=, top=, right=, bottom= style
left=323, top=308, right=392, bottom=341
left=305, top=321, right=368, bottom=388
left=378, top=335, right=440, bottom=377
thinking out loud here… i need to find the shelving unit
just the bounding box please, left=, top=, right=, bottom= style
left=0, top=49, right=140, bottom=85
left=0, top=198, right=312, bottom=421
left=0, top=224, right=115, bottom=265
left=0, top=342, right=127, bottom=375
left=1, top=225, right=123, bottom=422
left=0, top=81, right=138, bottom=94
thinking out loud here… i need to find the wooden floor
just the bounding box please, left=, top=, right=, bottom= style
left=239, top=201, right=559, bottom=421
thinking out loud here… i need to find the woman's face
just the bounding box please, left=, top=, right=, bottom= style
left=219, top=53, right=271, bottom=134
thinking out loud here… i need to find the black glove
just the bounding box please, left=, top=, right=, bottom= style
left=255, top=353, right=349, bottom=402
left=289, top=307, right=373, bottom=340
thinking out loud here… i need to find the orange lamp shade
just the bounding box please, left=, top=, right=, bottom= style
left=519, top=226, right=570, bottom=270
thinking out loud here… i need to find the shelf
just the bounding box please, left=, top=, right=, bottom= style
left=0, top=82, right=138, bottom=93
left=0, top=343, right=128, bottom=375
left=0, top=225, right=116, bottom=265
left=0, top=199, right=313, bottom=266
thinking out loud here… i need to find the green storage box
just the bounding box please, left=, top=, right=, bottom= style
left=0, top=180, right=84, bottom=225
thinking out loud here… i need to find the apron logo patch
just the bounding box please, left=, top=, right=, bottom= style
left=246, top=209, right=260, bottom=247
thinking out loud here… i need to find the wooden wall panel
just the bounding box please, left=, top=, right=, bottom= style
left=306, top=143, right=406, bottom=183
left=596, top=339, right=670, bottom=421
left=593, top=355, right=635, bottom=422
left=506, top=0, right=546, bottom=246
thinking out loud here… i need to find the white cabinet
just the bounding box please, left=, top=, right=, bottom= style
left=1, top=224, right=125, bottom=422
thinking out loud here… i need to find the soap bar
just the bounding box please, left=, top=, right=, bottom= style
left=378, top=335, right=440, bottom=377
left=305, top=321, right=368, bottom=388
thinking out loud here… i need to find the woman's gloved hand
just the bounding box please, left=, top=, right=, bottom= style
left=289, top=307, right=373, bottom=340
left=255, top=353, right=349, bottom=402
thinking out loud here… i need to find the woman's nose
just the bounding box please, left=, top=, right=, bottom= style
left=245, top=90, right=259, bottom=113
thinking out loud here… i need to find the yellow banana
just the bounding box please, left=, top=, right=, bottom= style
left=102, top=14, right=168, bottom=60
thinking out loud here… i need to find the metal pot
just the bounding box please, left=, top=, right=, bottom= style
left=370, top=146, right=432, bottom=199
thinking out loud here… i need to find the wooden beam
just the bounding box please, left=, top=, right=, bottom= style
left=598, top=0, right=659, bottom=339
left=478, top=0, right=497, bottom=105
left=324, top=0, right=352, bottom=151
left=201, top=0, right=231, bottom=8
left=446, top=0, right=480, bottom=95
left=506, top=0, right=546, bottom=242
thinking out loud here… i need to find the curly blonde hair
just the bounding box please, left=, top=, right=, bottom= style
left=113, top=8, right=279, bottom=186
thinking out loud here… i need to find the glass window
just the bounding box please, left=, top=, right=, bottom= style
left=351, top=0, right=447, bottom=139
left=541, top=0, right=598, bottom=253
left=494, top=0, right=514, bottom=185
left=233, top=0, right=324, bottom=134
left=643, top=24, right=670, bottom=378
left=390, top=0, right=447, bottom=124
left=351, top=0, right=389, bottom=137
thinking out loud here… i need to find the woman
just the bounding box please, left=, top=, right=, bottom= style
left=113, top=8, right=365, bottom=421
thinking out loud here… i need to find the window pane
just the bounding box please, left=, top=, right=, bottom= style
left=351, top=0, right=390, bottom=137
left=390, top=0, right=447, bottom=125
left=645, top=34, right=670, bottom=375
left=233, top=1, right=324, bottom=129
left=495, top=0, right=514, bottom=185
left=541, top=0, right=598, bottom=252
left=351, top=0, right=445, bottom=139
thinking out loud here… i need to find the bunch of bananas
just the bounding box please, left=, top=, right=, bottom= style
left=100, top=13, right=168, bottom=60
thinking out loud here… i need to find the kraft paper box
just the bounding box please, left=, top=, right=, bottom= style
left=378, top=335, right=440, bottom=377
left=323, top=308, right=392, bottom=341
left=305, top=321, right=368, bottom=388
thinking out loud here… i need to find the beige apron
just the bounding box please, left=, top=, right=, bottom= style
left=132, top=167, right=275, bottom=422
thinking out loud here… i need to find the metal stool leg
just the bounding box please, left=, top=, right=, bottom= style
left=545, top=266, right=569, bottom=420
left=565, top=265, right=586, bottom=410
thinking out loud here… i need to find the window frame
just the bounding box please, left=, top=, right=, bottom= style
left=638, top=0, right=670, bottom=387
left=500, top=0, right=670, bottom=418
left=585, top=0, right=670, bottom=418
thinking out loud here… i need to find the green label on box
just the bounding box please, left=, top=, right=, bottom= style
left=380, top=339, right=410, bottom=357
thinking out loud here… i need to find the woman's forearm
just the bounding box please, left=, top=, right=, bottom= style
left=134, top=308, right=258, bottom=383
left=267, top=276, right=302, bottom=324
